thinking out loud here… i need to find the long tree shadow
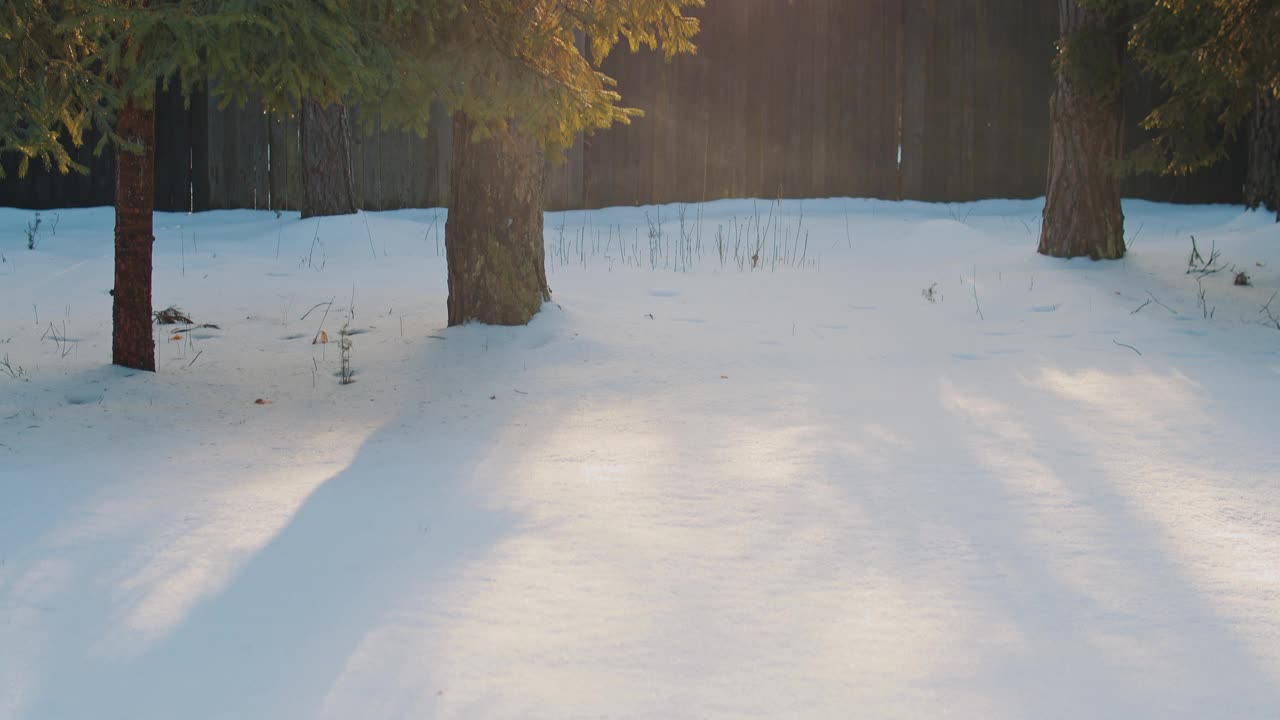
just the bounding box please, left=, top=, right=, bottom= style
left=806, top=362, right=1280, bottom=716
left=11, top=311, right=580, bottom=720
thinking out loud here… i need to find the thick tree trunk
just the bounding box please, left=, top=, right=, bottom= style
left=300, top=98, right=357, bottom=218
left=1245, top=93, right=1280, bottom=221
left=1039, top=0, right=1126, bottom=260
left=445, top=113, right=550, bottom=326
left=113, top=95, right=156, bottom=371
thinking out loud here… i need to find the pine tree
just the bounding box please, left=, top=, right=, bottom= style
left=2, top=0, right=450, bottom=370
left=289, top=1, right=703, bottom=321
left=1041, top=0, right=1280, bottom=259
left=432, top=0, right=702, bottom=326
left=1125, top=0, right=1280, bottom=219
left=1039, top=0, right=1133, bottom=260
left=4, top=0, right=702, bottom=364
left=0, top=0, right=113, bottom=180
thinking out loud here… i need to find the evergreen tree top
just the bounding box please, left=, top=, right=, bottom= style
left=0, top=0, right=113, bottom=178
left=1069, top=0, right=1280, bottom=176
left=1, top=0, right=702, bottom=178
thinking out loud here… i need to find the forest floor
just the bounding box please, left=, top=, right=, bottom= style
left=1, top=198, right=1278, bottom=719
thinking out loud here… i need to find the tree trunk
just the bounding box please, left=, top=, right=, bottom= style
left=445, top=113, right=550, bottom=326
left=113, top=95, right=156, bottom=371
left=300, top=98, right=357, bottom=218
left=1039, top=0, right=1126, bottom=260
left=1245, top=93, right=1280, bottom=221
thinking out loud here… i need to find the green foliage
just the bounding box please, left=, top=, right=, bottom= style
left=398, top=0, right=703, bottom=152
left=1056, top=1, right=1140, bottom=101
left=0, top=0, right=114, bottom=178
left=177, top=0, right=704, bottom=151
left=2, top=0, right=702, bottom=179
left=1065, top=0, right=1280, bottom=176
left=1126, top=0, right=1280, bottom=175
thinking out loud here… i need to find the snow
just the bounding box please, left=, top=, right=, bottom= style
left=1, top=198, right=1278, bottom=719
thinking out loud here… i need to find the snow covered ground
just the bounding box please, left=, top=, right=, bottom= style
left=0, top=197, right=1277, bottom=719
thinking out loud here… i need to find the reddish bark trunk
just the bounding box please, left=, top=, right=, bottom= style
left=1039, top=0, right=1126, bottom=260
left=113, top=96, right=156, bottom=371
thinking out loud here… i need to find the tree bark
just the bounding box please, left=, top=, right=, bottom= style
left=1039, top=0, right=1126, bottom=260
left=445, top=113, right=550, bottom=326
left=1245, top=93, right=1280, bottom=221
left=113, top=95, right=156, bottom=371
left=300, top=98, right=357, bottom=218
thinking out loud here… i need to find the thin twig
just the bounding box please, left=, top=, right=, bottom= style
left=1260, top=290, right=1280, bottom=330
left=972, top=266, right=984, bottom=320
left=186, top=350, right=203, bottom=369
left=1113, top=339, right=1142, bottom=356
left=310, top=297, right=336, bottom=344
left=299, top=300, right=333, bottom=322
left=362, top=212, right=377, bottom=259
left=1146, top=291, right=1177, bottom=314
left=1126, top=222, right=1144, bottom=250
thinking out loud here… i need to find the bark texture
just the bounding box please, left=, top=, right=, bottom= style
left=113, top=95, right=156, bottom=371
left=1245, top=93, right=1280, bottom=221
left=300, top=98, right=357, bottom=218
left=1039, top=0, right=1126, bottom=260
left=445, top=113, right=550, bottom=326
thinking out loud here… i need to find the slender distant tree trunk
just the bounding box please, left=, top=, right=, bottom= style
left=300, top=98, right=357, bottom=218
left=445, top=113, right=550, bottom=326
left=113, top=94, right=156, bottom=371
left=1245, top=93, right=1280, bottom=221
left=1039, top=0, right=1126, bottom=260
